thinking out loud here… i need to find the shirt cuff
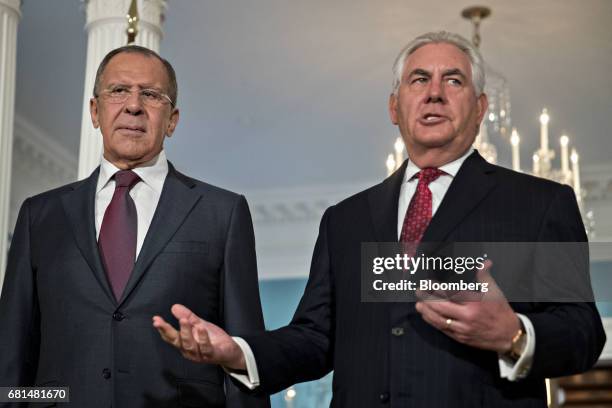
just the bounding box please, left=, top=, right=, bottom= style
left=223, top=336, right=260, bottom=390
left=498, top=314, right=535, bottom=381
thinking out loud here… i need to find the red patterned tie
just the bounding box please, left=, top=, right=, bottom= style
left=98, top=170, right=141, bottom=300
left=400, top=168, right=445, bottom=244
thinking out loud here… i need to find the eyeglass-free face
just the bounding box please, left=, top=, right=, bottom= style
left=89, top=52, right=179, bottom=170
left=389, top=43, right=487, bottom=168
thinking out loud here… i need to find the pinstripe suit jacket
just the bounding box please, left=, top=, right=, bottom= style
left=243, top=150, right=605, bottom=408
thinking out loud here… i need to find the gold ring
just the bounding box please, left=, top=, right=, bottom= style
left=445, top=318, right=453, bottom=328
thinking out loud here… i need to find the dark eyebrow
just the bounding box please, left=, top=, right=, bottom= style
left=442, top=68, right=467, bottom=80
left=106, top=83, right=128, bottom=88
left=407, top=68, right=431, bottom=79
left=105, top=83, right=164, bottom=92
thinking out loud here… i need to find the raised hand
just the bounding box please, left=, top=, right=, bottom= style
left=153, top=304, right=247, bottom=370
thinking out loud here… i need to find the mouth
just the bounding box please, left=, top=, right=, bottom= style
left=419, top=113, right=448, bottom=125
left=116, top=125, right=146, bottom=134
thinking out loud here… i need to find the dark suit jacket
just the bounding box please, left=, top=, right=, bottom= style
left=0, top=163, right=270, bottom=408
left=243, top=151, right=605, bottom=408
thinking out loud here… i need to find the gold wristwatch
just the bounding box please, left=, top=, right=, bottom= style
left=505, top=320, right=527, bottom=362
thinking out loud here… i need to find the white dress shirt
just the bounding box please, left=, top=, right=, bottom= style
left=95, top=150, right=169, bottom=258
left=233, top=149, right=536, bottom=387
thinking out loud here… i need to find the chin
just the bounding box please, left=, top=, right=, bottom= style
left=414, top=134, right=454, bottom=148
left=110, top=147, right=148, bottom=163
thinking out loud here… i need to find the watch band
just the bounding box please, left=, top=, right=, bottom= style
left=505, top=319, right=527, bottom=362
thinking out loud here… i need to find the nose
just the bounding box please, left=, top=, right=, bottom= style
left=124, top=91, right=144, bottom=115
left=426, top=77, right=446, bottom=103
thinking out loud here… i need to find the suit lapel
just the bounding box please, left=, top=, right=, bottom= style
left=118, top=164, right=202, bottom=305
left=61, top=168, right=117, bottom=306
left=422, top=150, right=497, bottom=243
left=368, top=160, right=407, bottom=243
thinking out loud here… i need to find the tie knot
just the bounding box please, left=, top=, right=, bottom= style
left=418, top=167, right=444, bottom=185
left=114, top=170, right=141, bottom=189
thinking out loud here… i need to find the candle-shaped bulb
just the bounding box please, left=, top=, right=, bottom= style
left=539, top=108, right=549, bottom=125
left=560, top=135, right=569, bottom=147
left=510, top=128, right=520, bottom=146
left=571, top=149, right=581, bottom=202
left=570, top=149, right=578, bottom=163
left=560, top=134, right=570, bottom=176
left=539, top=108, right=550, bottom=153
left=386, top=154, right=396, bottom=176
left=510, top=128, right=521, bottom=171
left=532, top=154, right=540, bottom=175
left=394, top=137, right=403, bottom=170
left=394, top=137, right=403, bottom=153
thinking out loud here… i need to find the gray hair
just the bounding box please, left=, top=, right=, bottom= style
left=93, top=45, right=178, bottom=106
left=391, top=31, right=485, bottom=97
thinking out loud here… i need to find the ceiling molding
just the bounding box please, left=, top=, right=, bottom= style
left=13, top=113, right=77, bottom=180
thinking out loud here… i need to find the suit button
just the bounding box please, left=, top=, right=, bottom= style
left=102, top=368, right=111, bottom=379
left=379, top=392, right=390, bottom=403
left=112, top=311, right=124, bottom=321
left=391, top=327, right=404, bottom=336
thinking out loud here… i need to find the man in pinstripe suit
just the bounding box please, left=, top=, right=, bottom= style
left=155, top=31, right=605, bottom=407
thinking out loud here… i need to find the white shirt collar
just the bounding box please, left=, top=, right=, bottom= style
left=403, top=148, right=474, bottom=183
left=97, top=150, right=169, bottom=194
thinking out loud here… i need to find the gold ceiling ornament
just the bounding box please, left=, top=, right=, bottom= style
left=126, top=0, right=139, bottom=44
left=462, top=5, right=512, bottom=144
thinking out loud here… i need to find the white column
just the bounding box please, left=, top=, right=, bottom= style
left=78, top=0, right=167, bottom=180
left=0, top=0, right=20, bottom=284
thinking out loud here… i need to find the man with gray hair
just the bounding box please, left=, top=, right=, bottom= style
left=0, top=45, right=270, bottom=407
left=155, top=31, right=605, bottom=407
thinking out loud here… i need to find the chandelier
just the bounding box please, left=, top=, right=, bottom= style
left=464, top=5, right=511, bottom=165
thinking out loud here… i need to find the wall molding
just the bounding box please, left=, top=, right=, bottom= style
left=13, top=113, right=77, bottom=179
left=9, top=113, right=77, bottom=232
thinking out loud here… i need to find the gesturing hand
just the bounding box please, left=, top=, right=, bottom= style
left=415, top=260, right=521, bottom=353
left=153, top=304, right=247, bottom=371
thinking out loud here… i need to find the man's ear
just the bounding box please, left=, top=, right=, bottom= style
left=389, top=93, right=399, bottom=125
left=166, top=108, right=180, bottom=137
left=476, top=93, right=488, bottom=124
left=90, top=98, right=100, bottom=129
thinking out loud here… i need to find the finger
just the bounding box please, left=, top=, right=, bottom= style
left=416, top=301, right=446, bottom=331
left=172, top=304, right=207, bottom=328
left=475, top=259, right=494, bottom=283
left=416, top=289, right=446, bottom=302
left=193, top=322, right=212, bottom=359
left=187, top=312, right=202, bottom=326
left=192, top=321, right=209, bottom=343
left=179, top=318, right=198, bottom=356
left=448, top=289, right=485, bottom=303
left=417, top=302, right=470, bottom=336
left=475, top=260, right=510, bottom=302
left=419, top=299, right=465, bottom=322
left=171, top=304, right=195, bottom=321
left=152, top=316, right=180, bottom=346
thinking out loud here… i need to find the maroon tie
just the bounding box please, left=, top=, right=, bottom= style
left=400, top=168, right=444, bottom=244
left=98, top=170, right=141, bottom=300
